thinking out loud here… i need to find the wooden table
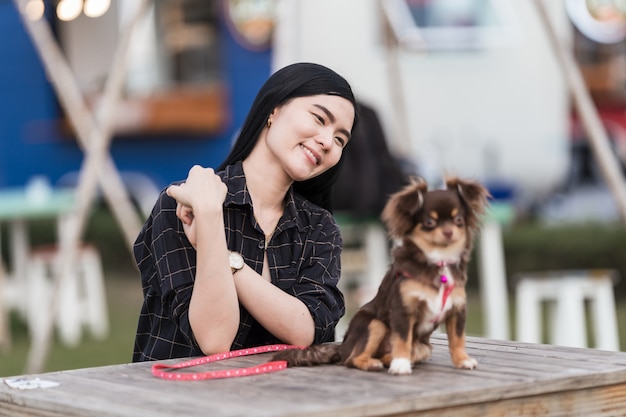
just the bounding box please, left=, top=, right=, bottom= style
left=2, top=334, right=626, bottom=416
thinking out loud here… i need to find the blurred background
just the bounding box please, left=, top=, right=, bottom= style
left=1, top=0, right=626, bottom=376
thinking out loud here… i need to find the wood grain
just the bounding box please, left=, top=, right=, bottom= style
left=2, top=334, right=626, bottom=417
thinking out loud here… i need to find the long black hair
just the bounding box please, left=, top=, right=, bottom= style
left=217, top=62, right=357, bottom=212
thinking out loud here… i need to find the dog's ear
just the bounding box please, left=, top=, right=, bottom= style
left=445, top=176, right=491, bottom=233
left=381, top=176, right=428, bottom=239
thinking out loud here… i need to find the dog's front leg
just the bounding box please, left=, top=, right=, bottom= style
left=445, top=305, right=477, bottom=369
left=388, top=316, right=416, bottom=375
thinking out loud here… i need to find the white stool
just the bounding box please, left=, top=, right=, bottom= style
left=515, top=269, right=620, bottom=351
left=27, top=244, right=109, bottom=347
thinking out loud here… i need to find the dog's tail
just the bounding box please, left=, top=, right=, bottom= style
left=272, top=344, right=342, bottom=367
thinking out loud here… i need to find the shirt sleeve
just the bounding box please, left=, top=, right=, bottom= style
left=138, top=188, right=200, bottom=348
left=276, top=212, right=346, bottom=344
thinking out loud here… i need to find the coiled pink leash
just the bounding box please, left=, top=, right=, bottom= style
left=152, top=344, right=304, bottom=381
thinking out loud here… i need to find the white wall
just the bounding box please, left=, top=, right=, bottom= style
left=58, top=1, right=120, bottom=94
left=273, top=0, right=571, bottom=202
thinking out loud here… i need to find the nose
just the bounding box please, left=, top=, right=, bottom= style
left=442, top=227, right=453, bottom=239
left=316, top=130, right=333, bottom=151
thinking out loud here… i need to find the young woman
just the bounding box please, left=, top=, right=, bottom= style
left=133, top=62, right=357, bottom=361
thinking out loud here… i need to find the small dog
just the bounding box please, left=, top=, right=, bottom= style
left=273, top=176, right=490, bottom=374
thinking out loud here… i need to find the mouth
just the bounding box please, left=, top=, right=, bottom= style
left=300, top=144, right=321, bottom=166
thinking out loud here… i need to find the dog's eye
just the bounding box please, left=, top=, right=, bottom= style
left=454, top=215, right=465, bottom=226
left=423, top=218, right=437, bottom=229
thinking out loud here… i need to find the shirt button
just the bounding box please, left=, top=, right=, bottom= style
left=258, top=240, right=265, bottom=249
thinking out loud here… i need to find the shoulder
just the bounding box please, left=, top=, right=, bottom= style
left=150, top=182, right=181, bottom=215
left=218, top=162, right=250, bottom=206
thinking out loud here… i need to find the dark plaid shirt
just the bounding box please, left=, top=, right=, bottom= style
left=132, top=161, right=345, bottom=362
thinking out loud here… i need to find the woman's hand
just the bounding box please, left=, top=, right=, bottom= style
left=167, top=165, right=227, bottom=210
left=167, top=166, right=228, bottom=247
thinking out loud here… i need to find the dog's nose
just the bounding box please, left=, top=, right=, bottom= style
left=442, top=228, right=453, bottom=239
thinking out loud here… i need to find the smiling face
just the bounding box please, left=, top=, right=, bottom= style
left=263, top=94, right=355, bottom=182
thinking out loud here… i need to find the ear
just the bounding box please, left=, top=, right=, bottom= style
left=381, top=176, right=428, bottom=239
left=445, top=177, right=491, bottom=232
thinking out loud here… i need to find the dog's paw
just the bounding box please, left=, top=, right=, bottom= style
left=388, top=358, right=412, bottom=375
left=455, top=357, right=478, bottom=370
left=351, top=357, right=385, bottom=371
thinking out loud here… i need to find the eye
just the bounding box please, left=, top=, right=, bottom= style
left=314, top=113, right=347, bottom=147
left=454, top=215, right=465, bottom=226
left=313, top=113, right=325, bottom=125
left=423, top=218, right=437, bottom=229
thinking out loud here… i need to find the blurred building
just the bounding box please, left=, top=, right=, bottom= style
left=1, top=0, right=624, bottom=217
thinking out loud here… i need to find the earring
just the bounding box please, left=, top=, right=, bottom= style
left=266, top=118, right=272, bottom=128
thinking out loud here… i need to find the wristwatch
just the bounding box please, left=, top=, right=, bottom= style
left=229, top=251, right=244, bottom=275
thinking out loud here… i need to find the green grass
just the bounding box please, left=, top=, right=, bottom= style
left=0, top=275, right=142, bottom=377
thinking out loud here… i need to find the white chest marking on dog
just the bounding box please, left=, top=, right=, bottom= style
left=399, top=264, right=457, bottom=334
left=416, top=264, right=456, bottom=334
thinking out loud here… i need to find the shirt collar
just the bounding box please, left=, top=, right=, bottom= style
left=219, top=161, right=302, bottom=232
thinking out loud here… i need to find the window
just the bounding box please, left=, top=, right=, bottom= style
left=56, top=0, right=227, bottom=136
left=382, top=0, right=521, bottom=51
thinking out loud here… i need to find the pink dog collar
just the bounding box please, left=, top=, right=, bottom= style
left=152, top=344, right=304, bottom=380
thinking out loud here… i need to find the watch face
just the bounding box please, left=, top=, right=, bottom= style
left=229, top=252, right=244, bottom=270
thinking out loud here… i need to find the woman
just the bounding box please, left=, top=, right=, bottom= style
left=133, top=62, right=357, bottom=361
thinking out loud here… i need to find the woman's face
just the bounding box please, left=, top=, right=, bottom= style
left=265, top=94, right=355, bottom=182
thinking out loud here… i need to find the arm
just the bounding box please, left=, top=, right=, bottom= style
left=236, top=211, right=345, bottom=346
left=233, top=264, right=316, bottom=346
left=166, top=165, right=240, bottom=354
left=180, top=204, right=316, bottom=347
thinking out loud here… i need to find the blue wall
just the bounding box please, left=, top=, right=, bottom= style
left=0, top=1, right=272, bottom=191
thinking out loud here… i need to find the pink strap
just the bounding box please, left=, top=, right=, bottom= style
left=152, top=344, right=303, bottom=380
left=441, top=282, right=455, bottom=310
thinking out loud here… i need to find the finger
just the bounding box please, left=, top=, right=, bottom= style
left=166, top=184, right=180, bottom=199
left=174, top=203, right=193, bottom=225
left=167, top=183, right=191, bottom=208
left=175, top=202, right=184, bottom=223
left=181, top=205, right=194, bottom=225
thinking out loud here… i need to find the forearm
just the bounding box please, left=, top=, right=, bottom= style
left=234, top=269, right=315, bottom=346
left=189, top=211, right=240, bottom=354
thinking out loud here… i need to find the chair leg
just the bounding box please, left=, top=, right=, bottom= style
left=553, top=280, right=587, bottom=348
left=26, top=256, right=50, bottom=343
left=516, top=279, right=542, bottom=344
left=362, top=223, right=388, bottom=305
left=590, top=278, right=620, bottom=351
left=56, top=263, right=81, bottom=348
left=81, top=246, right=109, bottom=340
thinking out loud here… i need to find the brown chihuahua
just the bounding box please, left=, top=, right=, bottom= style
left=273, top=176, right=490, bottom=374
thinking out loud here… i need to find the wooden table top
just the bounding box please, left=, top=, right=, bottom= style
left=2, top=334, right=626, bottom=417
